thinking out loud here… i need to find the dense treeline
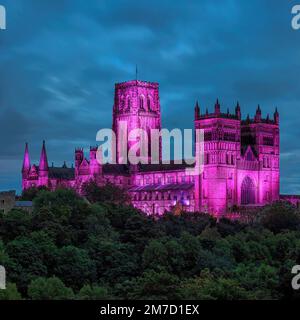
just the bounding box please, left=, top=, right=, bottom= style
left=1, top=185, right=300, bottom=300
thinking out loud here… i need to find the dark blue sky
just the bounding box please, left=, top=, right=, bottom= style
left=0, top=0, right=299, bottom=194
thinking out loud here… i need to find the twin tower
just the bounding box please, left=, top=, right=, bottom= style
left=22, top=79, right=280, bottom=216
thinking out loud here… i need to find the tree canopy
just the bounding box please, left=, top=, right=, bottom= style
left=0, top=188, right=300, bottom=300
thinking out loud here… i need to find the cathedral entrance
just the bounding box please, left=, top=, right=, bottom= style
left=241, top=177, right=256, bottom=205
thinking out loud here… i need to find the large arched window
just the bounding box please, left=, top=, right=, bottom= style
left=241, top=176, right=256, bottom=205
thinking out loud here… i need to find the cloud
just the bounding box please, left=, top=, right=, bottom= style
left=0, top=0, right=299, bottom=194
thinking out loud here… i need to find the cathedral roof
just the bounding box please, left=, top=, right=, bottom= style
left=129, top=183, right=194, bottom=192
left=49, top=167, right=75, bottom=180
left=102, top=164, right=130, bottom=175
left=138, top=161, right=194, bottom=172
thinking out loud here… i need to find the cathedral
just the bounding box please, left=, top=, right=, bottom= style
left=22, top=79, right=281, bottom=216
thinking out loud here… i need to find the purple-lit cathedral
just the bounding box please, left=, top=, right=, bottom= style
left=22, top=80, right=280, bottom=216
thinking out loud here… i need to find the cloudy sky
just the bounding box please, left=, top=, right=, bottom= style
left=0, top=0, right=300, bottom=194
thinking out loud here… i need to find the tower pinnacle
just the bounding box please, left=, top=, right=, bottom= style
left=22, top=142, right=31, bottom=172
left=194, top=101, right=200, bottom=119
left=215, top=99, right=220, bottom=114
left=39, top=140, right=49, bottom=171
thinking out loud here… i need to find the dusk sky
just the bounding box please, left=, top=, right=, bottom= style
left=0, top=0, right=300, bottom=194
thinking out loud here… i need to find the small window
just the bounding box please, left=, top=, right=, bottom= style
left=147, top=97, right=151, bottom=110
left=139, top=96, right=144, bottom=109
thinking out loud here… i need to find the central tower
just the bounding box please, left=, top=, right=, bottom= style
left=112, top=80, right=162, bottom=163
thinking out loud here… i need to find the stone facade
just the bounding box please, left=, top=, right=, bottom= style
left=0, top=190, right=33, bottom=214
left=0, top=191, right=16, bottom=214
left=22, top=79, right=281, bottom=217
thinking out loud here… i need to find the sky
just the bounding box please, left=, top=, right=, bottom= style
left=0, top=0, right=300, bottom=194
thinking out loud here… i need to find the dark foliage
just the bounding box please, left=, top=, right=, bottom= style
left=0, top=189, right=300, bottom=300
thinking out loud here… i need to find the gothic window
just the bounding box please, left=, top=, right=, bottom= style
left=231, top=154, right=235, bottom=165
left=139, top=96, right=144, bottom=110
left=120, top=96, right=125, bottom=111
left=206, top=153, right=210, bottom=164
left=204, top=131, right=212, bottom=141
left=167, top=176, right=174, bottom=183
left=147, top=96, right=152, bottom=110
left=241, top=176, right=256, bottom=205
left=246, top=150, right=253, bottom=161
left=224, top=132, right=236, bottom=141
left=226, top=154, right=230, bottom=164
left=263, top=136, right=274, bottom=146
left=126, top=96, right=131, bottom=110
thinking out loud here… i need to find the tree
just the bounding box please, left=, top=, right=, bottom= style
left=5, top=236, right=49, bottom=292
left=28, top=277, right=74, bottom=300
left=129, top=270, right=180, bottom=300
left=82, top=180, right=130, bottom=205
left=258, top=201, right=300, bottom=233
left=33, top=189, right=84, bottom=220
left=54, top=246, right=96, bottom=290
left=77, top=285, right=112, bottom=300
left=85, top=236, right=139, bottom=284
left=0, top=283, right=22, bottom=300
left=142, top=239, right=185, bottom=275
left=199, top=227, right=221, bottom=250
left=179, top=270, right=251, bottom=300
left=20, top=186, right=49, bottom=201
left=0, top=209, right=32, bottom=242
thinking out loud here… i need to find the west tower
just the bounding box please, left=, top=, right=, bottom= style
left=194, top=100, right=241, bottom=215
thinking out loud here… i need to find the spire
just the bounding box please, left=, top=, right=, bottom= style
left=215, top=98, right=220, bottom=114
left=274, top=107, right=279, bottom=124
left=22, top=142, right=31, bottom=172
left=135, top=64, right=138, bottom=81
left=256, top=104, right=261, bottom=114
left=206, top=107, right=208, bottom=116
left=194, top=101, right=200, bottom=119
left=39, top=140, right=49, bottom=171
left=235, top=101, right=241, bottom=119
left=255, top=104, right=261, bottom=122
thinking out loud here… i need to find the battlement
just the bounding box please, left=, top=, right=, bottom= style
left=195, top=100, right=279, bottom=126
left=241, top=118, right=278, bottom=125
left=115, top=80, right=159, bottom=89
